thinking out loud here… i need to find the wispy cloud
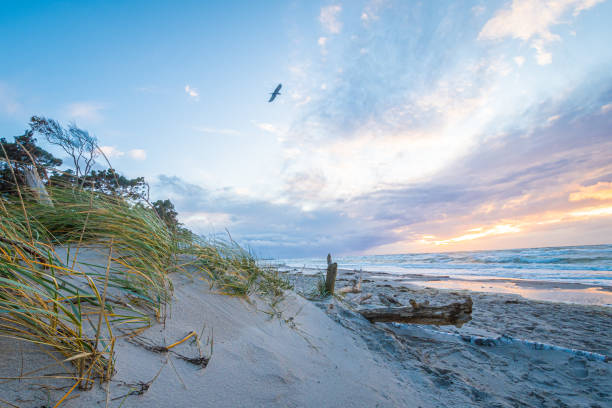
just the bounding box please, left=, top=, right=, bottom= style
left=128, top=149, right=147, bottom=160
left=184, top=85, right=199, bottom=101
left=360, top=0, right=387, bottom=25
left=317, top=36, right=328, bottom=55
left=280, top=0, right=612, bottom=254
left=157, top=107, right=612, bottom=255
left=319, top=5, right=342, bottom=34
left=99, top=145, right=124, bottom=158
left=253, top=122, right=284, bottom=135
left=65, top=102, right=105, bottom=122
left=99, top=146, right=147, bottom=161
left=193, top=126, right=240, bottom=136
left=478, top=0, right=605, bottom=65
left=569, top=182, right=612, bottom=201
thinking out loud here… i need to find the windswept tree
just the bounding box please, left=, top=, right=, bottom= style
left=0, top=130, right=62, bottom=196
left=152, top=199, right=180, bottom=231
left=29, top=116, right=99, bottom=187
left=89, top=169, right=150, bottom=201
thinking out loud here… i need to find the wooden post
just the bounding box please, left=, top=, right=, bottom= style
left=325, top=253, right=338, bottom=295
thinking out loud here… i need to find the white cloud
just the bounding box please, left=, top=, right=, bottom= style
left=514, top=56, right=526, bottom=66
left=184, top=85, right=199, bottom=101
left=254, top=122, right=282, bottom=134
left=573, top=0, right=605, bottom=15
left=478, top=0, right=605, bottom=65
left=601, top=103, right=612, bottom=114
left=318, top=36, right=328, bottom=55
left=193, top=126, right=240, bottom=136
left=128, top=149, right=147, bottom=160
left=360, top=0, right=386, bottom=24
left=99, top=146, right=125, bottom=158
left=66, top=102, right=105, bottom=122
left=181, top=211, right=233, bottom=228
left=99, top=146, right=146, bottom=160
left=319, top=5, right=342, bottom=34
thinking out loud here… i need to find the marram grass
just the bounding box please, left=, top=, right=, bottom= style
left=0, top=163, right=284, bottom=406
left=27, top=184, right=175, bottom=319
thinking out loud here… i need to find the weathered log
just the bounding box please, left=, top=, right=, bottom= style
left=325, top=253, right=338, bottom=294
left=359, top=297, right=473, bottom=327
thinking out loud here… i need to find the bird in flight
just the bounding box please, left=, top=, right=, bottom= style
left=268, top=83, right=282, bottom=102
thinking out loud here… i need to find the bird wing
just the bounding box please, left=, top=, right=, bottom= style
left=268, top=93, right=277, bottom=102
left=274, top=84, right=282, bottom=93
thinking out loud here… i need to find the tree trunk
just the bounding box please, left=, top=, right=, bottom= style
left=359, top=297, right=473, bottom=327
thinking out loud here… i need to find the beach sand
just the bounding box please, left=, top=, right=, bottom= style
left=1, top=252, right=611, bottom=407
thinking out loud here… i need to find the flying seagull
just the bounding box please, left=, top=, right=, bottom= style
left=268, top=83, right=282, bottom=102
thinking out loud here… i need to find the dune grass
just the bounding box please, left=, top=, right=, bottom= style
left=0, top=200, right=115, bottom=391
left=26, top=183, right=175, bottom=319
left=0, top=160, right=285, bottom=405
left=185, top=234, right=292, bottom=298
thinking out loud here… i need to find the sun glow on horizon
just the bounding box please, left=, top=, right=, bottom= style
left=420, top=205, right=612, bottom=247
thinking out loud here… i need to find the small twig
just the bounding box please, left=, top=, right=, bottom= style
left=168, top=355, right=187, bottom=389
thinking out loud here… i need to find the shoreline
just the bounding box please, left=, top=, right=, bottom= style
left=278, top=265, right=612, bottom=307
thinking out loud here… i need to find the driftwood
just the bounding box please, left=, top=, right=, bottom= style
left=325, top=254, right=338, bottom=294
left=378, top=293, right=401, bottom=306
left=338, top=273, right=362, bottom=294
left=359, top=297, right=473, bottom=327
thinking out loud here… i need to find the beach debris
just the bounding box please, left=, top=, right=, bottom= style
left=268, top=83, right=282, bottom=102
left=325, top=253, right=338, bottom=294
left=357, top=293, right=373, bottom=304
left=175, top=354, right=210, bottom=368
left=378, top=293, right=402, bottom=306
left=359, top=296, right=473, bottom=327
left=127, top=331, right=197, bottom=353
left=166, top=331, right=197, bottom=350
left=338, top=273, right=362, bottom=294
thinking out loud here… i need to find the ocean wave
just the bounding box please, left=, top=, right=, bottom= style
left=274, top=244, right=612, bottom=285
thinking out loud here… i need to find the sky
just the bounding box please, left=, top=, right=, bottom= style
left=1, top=0, right=611, bottom=258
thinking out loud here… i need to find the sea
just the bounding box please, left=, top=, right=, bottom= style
left=273, top=244, right=612, bottom=288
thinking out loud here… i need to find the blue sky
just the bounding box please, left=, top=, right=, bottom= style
left=1, top=0, right=612, bottom=257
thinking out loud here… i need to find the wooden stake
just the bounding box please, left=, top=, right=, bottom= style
left=325, top=253, right=338, bottom=295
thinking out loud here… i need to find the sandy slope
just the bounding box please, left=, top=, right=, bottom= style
left=1, top=257, right=611, bottom=407
left=0, top=272, right=423, bottom=407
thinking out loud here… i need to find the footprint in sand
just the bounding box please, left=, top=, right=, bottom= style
left=568, top=357, right=588, bottom=379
